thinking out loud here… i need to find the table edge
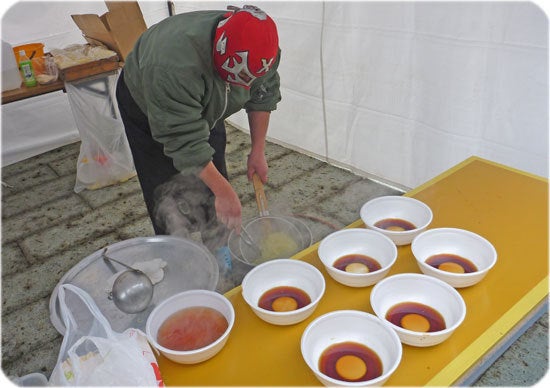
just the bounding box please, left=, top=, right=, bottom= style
left=408, top=157, right=548, bottom=199
left=427, top=276, right=549, bottom=385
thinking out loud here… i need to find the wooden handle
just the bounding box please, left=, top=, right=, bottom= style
left=252, top=173, right=269, bottom=217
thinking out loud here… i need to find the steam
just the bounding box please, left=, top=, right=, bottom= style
left=150, top=172, right=313, bottom=254
left=152, top=173, right=229, bottom=252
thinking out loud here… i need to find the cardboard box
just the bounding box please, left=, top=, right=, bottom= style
left=71, top=1, right=147, bottom=61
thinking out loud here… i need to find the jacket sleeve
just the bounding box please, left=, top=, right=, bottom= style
left=245, top=49, right=282, bottom=113
left=142, top=67, right=214, bottom=174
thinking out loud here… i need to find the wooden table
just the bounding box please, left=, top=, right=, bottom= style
left=1, top=58, right=121, bottom=104
left=1, top=79, right=65, bottom=104
left=157, top=156, right=548, bottom=386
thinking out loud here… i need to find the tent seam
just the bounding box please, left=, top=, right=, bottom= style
left=320, top=1, right=329, bottom=163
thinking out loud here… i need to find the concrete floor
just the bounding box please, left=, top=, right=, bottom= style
left=1, top=124, right=548, bottom=385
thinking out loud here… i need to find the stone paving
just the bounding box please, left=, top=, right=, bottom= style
left=1, top=124, right=548, bottom=385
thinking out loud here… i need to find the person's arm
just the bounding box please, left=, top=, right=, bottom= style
left=247, top=110, right=271, bottom=183
left=245, top=50, right=281, bottom=184
left=200, top=109, right=270, bottom=232
left=143, top=68, right=244, bottom=231
left=199, top=161, right=242, bottom=232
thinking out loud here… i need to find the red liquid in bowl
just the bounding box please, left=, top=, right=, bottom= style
left=157, top=306, right=228, bottom=351
left=258, top=286, right=311, bottom=312
left=319, top=341, right=383, bottom=382
left=333, top=254, right=381, bottom=273
left=374, top=218, right=416, bottom=231
left=426, top=253, right=478, bottom=273
left=385, top=301, right=446, bottom=332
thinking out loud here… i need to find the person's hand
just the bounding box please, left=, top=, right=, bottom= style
left=214, top=186, right=242, bottom=233
left=247, top=150, right=268, bottom=182
left=199, top=161, right=242, bottom=233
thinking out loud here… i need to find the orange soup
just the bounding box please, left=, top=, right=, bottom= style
left=157, top=306, right=228, bottom=351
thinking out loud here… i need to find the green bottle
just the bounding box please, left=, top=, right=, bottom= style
left=18, top=50, right=36, bottom=87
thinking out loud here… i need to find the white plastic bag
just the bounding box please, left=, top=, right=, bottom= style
left=49, top=284, right=163, bottom=386
left=65, top=72, right=136, bottom=193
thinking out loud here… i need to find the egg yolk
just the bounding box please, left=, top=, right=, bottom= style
left=271, top=296, right=298, bottom=312
left=345, top=262, right=369, bottom=273
left=438, top=262, right=465, bottom=273
left=401, top=313, right=430, bottom=332
left=335, top=355, right=367, bottom=380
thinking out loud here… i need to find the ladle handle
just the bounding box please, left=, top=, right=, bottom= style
left=102, top=248, right=136, bottom=271
left=252, top=173, right=269, bottom=217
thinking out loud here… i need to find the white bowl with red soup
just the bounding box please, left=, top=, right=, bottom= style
left=317, top=228, right=398, bottom=287
left=241, top=258, right=326, bottom=325
left=411, top=227, right=498, bottom=288
left=370, top=273, right=466, bottom=347
left=145, top=289, right=235, bottom=364
left=301, top=310, right=402, bottom=386
left=360, top=196, right=433, bottom=246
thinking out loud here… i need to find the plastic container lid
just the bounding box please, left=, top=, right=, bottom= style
left=49, top=236, right=219, bottom=334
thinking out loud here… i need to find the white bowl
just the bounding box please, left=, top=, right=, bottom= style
left=360, top=196, right=433, bottom=245
left=317, top=228, right=398, bottom=287
left=145, top=290, right=235, bottom=364
left=370, top=273, right=466, bottom=347
left=301, top=310, right=402, bottom=386
left=411, top=228, right=498, bottom=288
left=241, top=259, right=325, bottom=325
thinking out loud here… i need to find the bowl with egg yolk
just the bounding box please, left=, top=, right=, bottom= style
left=411, top=227, right=497, bottom=288
left=301, top=310, right=402, bottom=386
left=241, top=259, right=325, bottom=325
left=317, top=228, right=397, bottom=287
left=370, top=273, right=466, bottom=347
left=360, top=196, right=433, bottom=246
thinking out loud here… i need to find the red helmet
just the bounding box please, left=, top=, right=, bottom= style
left=213, top=5, right=279, bottom=88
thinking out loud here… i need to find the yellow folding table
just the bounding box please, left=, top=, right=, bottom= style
left=157, top=156, right=548, bottom=386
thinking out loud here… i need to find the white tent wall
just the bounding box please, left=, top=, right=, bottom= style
left=1, top=1, right=548, bottom=189
left=320, top=1, right=549, bottom=188
left=177, top=1, right=549, bottom=189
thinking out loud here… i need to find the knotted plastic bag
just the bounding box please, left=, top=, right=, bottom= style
left=49, top=284, right=163, bottom=386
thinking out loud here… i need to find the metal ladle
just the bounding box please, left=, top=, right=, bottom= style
left=102, top=248, right=154, bottom=314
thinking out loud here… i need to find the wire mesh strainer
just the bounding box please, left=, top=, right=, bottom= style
left=228, top=216, right=310, bottom=266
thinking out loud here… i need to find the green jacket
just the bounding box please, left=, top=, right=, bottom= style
left=123, top=10, right=281, bottom=174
